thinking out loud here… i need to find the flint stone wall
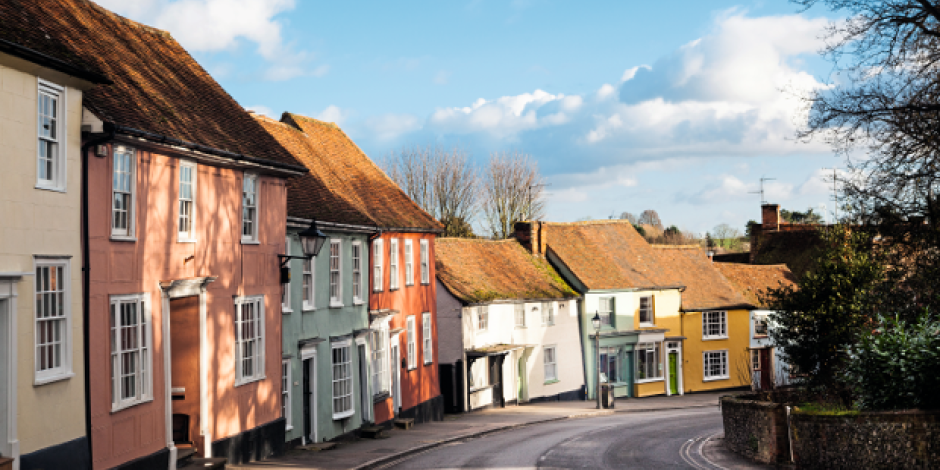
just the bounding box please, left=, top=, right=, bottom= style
left=791, top=410, right=940, bottom=469
left=720, top=395, right=790, bottom=464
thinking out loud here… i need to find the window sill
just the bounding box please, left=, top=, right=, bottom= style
left=390, top=287, right=399, bottom=292
left=302, top=304, right=316, bottom=312
left=177, top=238, right=197, bottom=244
left=353, top=299, right=364, bottom=306
left=544, top=379, right=560, bottom=385
left=35, top=183, right=66, bottom=193
left=424, top=360, right=433, bottom=366
left=421, top=282, right=430, bottom=286
left=329, top=301, right=344, bottom=309
left=405, top=283, right=414, bottom=288
left=111, top=396, right=154, bottom=414
left=282, top=307, right=293, bottom=315
left=372, top=391, right=391, bottom=404
left=639, top=323, right=655, bottom=328
left=241, top=239, right=260, bottom=245
left=285, top=425, right=294, bottom=432
left=333, top=409, right=355, bottom=421
left=469, top=385, right=493, bottom=393
left=406, top=366, right=416, bottom=371
left=34, top=371, right=74, bottom=386
left=753, top=335, right=768, bottom=339
left=702, top=336, right=729, bottom=341
left=703, top=376, right=729, bottom=382
left=234, top=375, right=266, bottom=387
left=110, top=235, right=137, bottom=242
left=635, top=377, right=664, bottom=384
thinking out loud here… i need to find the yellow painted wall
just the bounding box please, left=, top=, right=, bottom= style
left=681, top=309, right=751, bottom=393
left=634, top=380, right=666, bottom=397
left=633, top=289, right=682, bottom=334
left=0, top=53, right=91, bottom=455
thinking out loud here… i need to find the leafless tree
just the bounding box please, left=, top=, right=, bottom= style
left=619, top=212, right=639, bottom=224
left=638, top=210, right=663, bottom=229
left=482, top=151, right=546, bottom=239
left=383, top=145, right=480, bottom=237
left=796, top=0, right=940, bottom=315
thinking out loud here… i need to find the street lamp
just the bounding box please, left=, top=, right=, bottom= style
left=592, top=312, right=601, bottom=409
left=278, top=220, right=328, bottom=283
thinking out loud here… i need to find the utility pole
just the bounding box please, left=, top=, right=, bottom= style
left=822, top=168, right=839, bottom=223
left=749, top=176, right=776, bottom=204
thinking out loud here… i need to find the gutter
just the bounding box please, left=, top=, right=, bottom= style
left=109, top=124, right=308, bottom=176
left=0, top=38, right=111, bottom=84
left=286, top=216, right=378, bottom=234
left=80, top=128, right=116, bottom=462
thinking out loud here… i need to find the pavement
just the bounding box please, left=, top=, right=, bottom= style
left=230, top=391, right=733, bottom=470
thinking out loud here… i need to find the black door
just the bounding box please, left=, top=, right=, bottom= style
left=490, top=356, right=505, bottom=408
left=302, top=358, right=311, bottom=441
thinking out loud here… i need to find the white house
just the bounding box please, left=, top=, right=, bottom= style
left=435, top=239, right=583, bottom=412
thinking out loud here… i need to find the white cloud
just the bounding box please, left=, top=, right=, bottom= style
left=95, top=0, right=325, bottom=81
left=433, top=70, right=451, bottom=85
left=316, top=105, right=349, bottom=125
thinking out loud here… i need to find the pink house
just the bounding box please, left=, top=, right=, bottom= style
left=14, top=1, right=308, bottom=468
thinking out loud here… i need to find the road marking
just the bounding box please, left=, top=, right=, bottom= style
left=679, top=431, right=728, bottom=470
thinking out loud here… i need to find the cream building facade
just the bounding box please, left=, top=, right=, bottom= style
left=0, top=50, right=101, bottom=470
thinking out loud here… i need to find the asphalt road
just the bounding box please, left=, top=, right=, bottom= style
left=380, top=408, right=745, bottom=469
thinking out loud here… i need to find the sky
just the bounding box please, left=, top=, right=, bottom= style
left=96, top=0, right=848, bottom=235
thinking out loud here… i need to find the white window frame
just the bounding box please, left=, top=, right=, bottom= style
left=234, top=295, right=265, bottom=386
left=751, top=350, right=761, bottom=372
left=477, top=306, right=488, bottom=331
left=110, top=145, right=136, bottom=239
left=598, top=297, right=613, bottom=327
left=370, top=326, right=389, bottom=396
left=404, top=240, right=414, bottom=286
left=281, top=237, right=292, bottom=313
left=514, top=303, right=525, bottom=328
left=406, top=315, right=416, bottom=370
left=389, top=239, right=399, bottom=290
left=352, top=241, right=363, bottom=304
left=420, top=239, right=430, bottom=285
left=329, top=239, right=343, bottom=307
left=422, top=312, right=432, bottom=365
left=331, top=339, right=354, bottom=419
left=542, top=301, right=555, bottom=326
left=543, top=345, right=558, bottom=382
left=702, top=311, right=728, bottom=340
left=241, top=173, right=259, bottom=243
left=373, top=239, right=384, bottom=292
left=302, top=255, right=315, bottom=311
left=177, top=160, right=197, bottom=242
left=34, top=258, right=73, bottom=385
left=754, top=315, right=769, bottom=338
left=36, top=79, right=66, bottom=191
left=703, top=349, right=729, bottom=381
left=639, top=296, right=654, bottom=326
left=109, top=293, right=153, bottom=412
left=635, top=342, right=663, bottom=383
left=282, top=359, right=292, bottom=431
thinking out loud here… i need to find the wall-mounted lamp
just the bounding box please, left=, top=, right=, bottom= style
left=278, top=220, right=328, bottom=283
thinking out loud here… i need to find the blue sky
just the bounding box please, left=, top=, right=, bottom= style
left=99, top=0, right=846, bottom=235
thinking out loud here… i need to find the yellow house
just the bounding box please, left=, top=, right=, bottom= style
left=651, top=247, right=755, bottom=394
left=0, top=34, right=108, bottom=470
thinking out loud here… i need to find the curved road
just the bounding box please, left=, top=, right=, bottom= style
left=380, top=408, right=744, bottom=469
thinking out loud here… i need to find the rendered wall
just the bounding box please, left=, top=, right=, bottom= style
left=370, top=233, right=440, bottom=425
left=0, top=55, right=89, bottom=457
left=86, top=145, right=285, bottom=469
left=681, top=309, right=751, bottom=392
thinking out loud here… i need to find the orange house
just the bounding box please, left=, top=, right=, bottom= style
left=21, top=1, right=309, bottom=468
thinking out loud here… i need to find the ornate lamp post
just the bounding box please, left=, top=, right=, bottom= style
left=278, top=220, right=328, bottom=283
left=592, top=312, right=601, bottom=409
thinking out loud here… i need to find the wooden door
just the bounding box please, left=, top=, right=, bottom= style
left=170, top=296, right=200, bottom=453
left=759, top=349, right=772, bottom=390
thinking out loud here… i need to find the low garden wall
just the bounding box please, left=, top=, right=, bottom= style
left=720, top=395, right=790, bottom=464
left=790, top=410, right=940, bottom=469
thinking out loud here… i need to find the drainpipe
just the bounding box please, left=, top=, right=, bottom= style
left=80, top=126, right=116, bottom=463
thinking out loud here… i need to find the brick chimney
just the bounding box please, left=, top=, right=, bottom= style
left=513, top=221, right=545, bottom=256
left=761, top=204, right=780, bottom=231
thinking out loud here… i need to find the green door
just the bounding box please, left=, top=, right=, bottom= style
left=668, top=352, right=679, bottom=395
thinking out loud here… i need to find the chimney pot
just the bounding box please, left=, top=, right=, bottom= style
left=761, top=204, right=780, bottom=231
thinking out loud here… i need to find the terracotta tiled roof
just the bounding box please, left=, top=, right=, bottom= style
left=542, top=220, right=677, bottom=290
left=0, top=0, right=300, bottom=169
left=651, top=246, right=753, bottom=311
left=254, top=113, right=443, bottom=230
left=714, top=263, right=797, bottom=309
left=436, top=238, right=577, bottom=304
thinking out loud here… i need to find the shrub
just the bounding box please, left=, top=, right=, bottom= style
left=843, top=313, right=940, bottom=411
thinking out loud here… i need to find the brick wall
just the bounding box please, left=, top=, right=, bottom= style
left=720, top=395, right=790, bottom=464
left=790, top=410, right=940, bottom=469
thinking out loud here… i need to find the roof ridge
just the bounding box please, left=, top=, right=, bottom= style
left=651, top=245, right=701, bottom=250
left=84, top=0, right=173, bottom=38
left=541, top=219, right=636, bottom=226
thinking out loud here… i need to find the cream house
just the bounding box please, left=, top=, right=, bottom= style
left=435, top=238, right=582, bottom=413
left=0, top=37, right=109, bottom=470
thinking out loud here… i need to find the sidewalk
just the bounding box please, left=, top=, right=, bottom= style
left=230, top=392, right=725, bottom=470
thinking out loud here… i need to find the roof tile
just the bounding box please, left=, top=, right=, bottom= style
left=714, top=263, right=797, bottom=309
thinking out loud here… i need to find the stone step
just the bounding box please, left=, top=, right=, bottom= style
left=299, top=442, right=337, bottom=452
left=393, top=418, right=414, bottom=430
left=178, top=457, right=226, bottom=470
left=359, top=426, right=387, bottom=439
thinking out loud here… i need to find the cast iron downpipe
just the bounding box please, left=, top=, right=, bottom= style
left=80, top=125, right=115, bottom=462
